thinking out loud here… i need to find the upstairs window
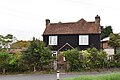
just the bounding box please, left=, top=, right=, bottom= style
left=79, top=35, right=89, bottom=45
left=49, top=36, right=58, bottom=45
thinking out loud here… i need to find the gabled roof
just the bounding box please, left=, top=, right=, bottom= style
left=43, top=16, right=101, bottom=35
left=101, top=37, right=109, bottom=42
left=101, top=33, right=120, bottom=42
left=57, top=43, right=74, bottom=52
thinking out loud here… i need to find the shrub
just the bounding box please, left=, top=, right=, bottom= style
left=64, top=49, right=83, bottom=71
left=64, top=48, right=108, bottom=71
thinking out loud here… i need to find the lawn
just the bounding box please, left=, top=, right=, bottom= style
left=64, top=73, right=120, bottom=80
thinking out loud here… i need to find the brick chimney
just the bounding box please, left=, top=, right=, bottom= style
left=45, top=19, right=50, bottom=26
left=95, top=15, right=100, bottom=25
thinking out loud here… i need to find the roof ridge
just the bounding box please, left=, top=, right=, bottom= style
left=43, top=18, right=101, bottom=35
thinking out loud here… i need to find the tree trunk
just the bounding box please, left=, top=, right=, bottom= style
left=114, top=47, right=117, bottom=54
left=33, top=66, right=36, bottom=72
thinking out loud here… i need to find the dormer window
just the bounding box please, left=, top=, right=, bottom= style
left=79, top=35, right=89, bottom=45
left=49, top=36, right=58, bottom=45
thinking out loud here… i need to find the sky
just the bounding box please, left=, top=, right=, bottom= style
left=0, top=0, right=120, bottom=40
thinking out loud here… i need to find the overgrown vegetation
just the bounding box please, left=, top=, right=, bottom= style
left=22, top=37, right=53, bottom=72
left=0, top=37, right=54, bottom=74
left=0, top=34, right=120, bottom=74
left=64, top=48, right=120, bottom=71
left=11, top=40, right=30, bottom=49
left=108, top=33, right=120, bottom=54
left=64, top=49, right=83, bottom=71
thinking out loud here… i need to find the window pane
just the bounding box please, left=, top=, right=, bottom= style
left=53, top=37, right=56, bottom=44
left=49, top=36, right=57, bottom=45
left=49, top=36, right=52, bottom=45
left=79, top=35, right=89, bottom=45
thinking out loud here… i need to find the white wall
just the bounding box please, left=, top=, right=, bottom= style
left=104, top=48, right=114, bottom=55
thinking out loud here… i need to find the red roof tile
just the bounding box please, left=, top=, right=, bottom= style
left=43, top=17, right=101, bottom=35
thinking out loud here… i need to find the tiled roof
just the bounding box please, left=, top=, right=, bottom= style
left=101, top=37, right=109, bottom=42
left=43, top=17, right=101, bottom=35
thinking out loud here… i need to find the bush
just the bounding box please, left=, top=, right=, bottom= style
left=0, top=52, right=10, bottom=74
left=64, top=48, right=108, bottom=71
left=64, top=49, right=83, bottom=71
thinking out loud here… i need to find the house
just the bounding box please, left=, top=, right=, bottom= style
left=43, top=15, right=101, bottom=54
left=101, top=37, right=114, bottom=56
left=101, top=33, right=120, bottom=56
left=101, top=37, right=110, bottom=49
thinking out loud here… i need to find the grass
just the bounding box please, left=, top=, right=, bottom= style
left=64, top=73, right=120, bottom=80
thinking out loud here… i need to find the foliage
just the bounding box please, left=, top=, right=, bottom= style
left=0, top=52, right=10, bottom=73
left=22, top=37, right=53, bottom=72
left=0, top=52, right=23, bottom=73
left=99, top=50, right=108, bottom=68
left=8, top=52, right=23, bottom=72
left=64, top=48, right=108, bottom=71
left=5, top=34, right=13, bottom=39
left=101, top=26, right=113, bottom=39
left=87, top=48, right=108, bottom=68
left=86, top=48, right=100, bottom=68
left=114, top=53, right=120, bottom=67
left=81, top=50, right=91, bottom=69
left=116, top=47, right=120, bottom=54
left=0, top=34, right=16, bottom=50
left=11, top=40, right=30, bottom=49
left=108, top=33, right=120, bottom=54
left=0, top=37, right=54, bottom=73
left=64, top=49, right=81, bottom=71
left=64, top=49, right=83, bottom=71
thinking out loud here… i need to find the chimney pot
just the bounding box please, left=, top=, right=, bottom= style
left=95, top=15, right=101, bottom=24
left=45, top=19, right=50, bottom=26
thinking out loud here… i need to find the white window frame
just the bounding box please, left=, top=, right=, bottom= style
left=79, top=35, right=89, bottom=45
left=49, top=36, right=58, bottom=45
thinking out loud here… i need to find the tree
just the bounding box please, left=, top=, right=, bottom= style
left=101, top=26, right=113, bottom=39
left=22, top=37, right=53, bottom=72
left=0, top=34, right=16, bottom=50
left=108, top=33, right=120, bottom=54
left=11, top=40, right=30, bottom=49
left=0, top=52, right=10, bottom=74
left=5, top=34, right=13, bottom=39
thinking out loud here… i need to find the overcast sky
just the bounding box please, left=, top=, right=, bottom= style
left=0, top=0, right=120, bottom=40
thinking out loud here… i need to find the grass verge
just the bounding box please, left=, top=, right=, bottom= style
left=64, top=73, right=120, bottom=80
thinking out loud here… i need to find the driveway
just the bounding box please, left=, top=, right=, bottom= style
left=0, top=71, right=119, bottom=80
